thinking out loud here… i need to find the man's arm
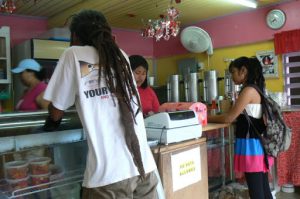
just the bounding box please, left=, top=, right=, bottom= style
left=48, top=103, right=64, bottom=121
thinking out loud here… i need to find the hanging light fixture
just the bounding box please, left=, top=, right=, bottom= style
left=141, top=3, right=181, bottom=42
left=226, top=0, right=257, bottom=8
left=0, top=0, right=39, bottom=14
left=0, top=0, right=16, bottom=13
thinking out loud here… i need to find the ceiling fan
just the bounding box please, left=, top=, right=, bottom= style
left=180, top=26, right=213, bottom=55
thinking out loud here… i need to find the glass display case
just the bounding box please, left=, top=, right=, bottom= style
left=0, top=110, right=87, bottom=199
left=203, top=125, right=235, bottom=191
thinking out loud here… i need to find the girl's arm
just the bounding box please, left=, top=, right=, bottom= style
left=208, top=86, right=260, bottom=123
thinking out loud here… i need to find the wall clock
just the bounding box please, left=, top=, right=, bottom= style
left=266, top=9, right=286, bottom=30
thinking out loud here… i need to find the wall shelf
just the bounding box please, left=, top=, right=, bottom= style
left=0, top=26, right=11, bottom=99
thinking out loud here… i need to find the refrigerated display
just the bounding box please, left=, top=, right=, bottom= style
left=11, top=39, right=70, bottom=107
left=0, top=109, right=86, bottom=199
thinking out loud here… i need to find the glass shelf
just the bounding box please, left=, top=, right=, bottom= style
left=0, top=168, right=84, bottom=199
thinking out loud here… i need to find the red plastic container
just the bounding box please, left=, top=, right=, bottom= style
left=6, top=176, right=29, bottom=191
left=5, top=161, right=29, bottom=180
left=31, top=173, right=50, bottom=189
left=29, top=157, right=51, bottom=175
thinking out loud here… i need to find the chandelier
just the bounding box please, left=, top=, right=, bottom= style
left=0, top=0, right=39, bottom=14
left=141, top=6, right=180, bottom=42
left=0, top=0, right=16, bottom=13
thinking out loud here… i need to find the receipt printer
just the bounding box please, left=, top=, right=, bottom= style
left=144, top=110, right=202, bottom=145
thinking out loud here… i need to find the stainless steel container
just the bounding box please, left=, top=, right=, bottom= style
left=203, top=70, right=219, bottom=104
left=224, top=69, right=234, bottom=99
left=224, top=69, right=242, bottom=102
left=148, top=76, right=155, bottom=86
left=168, top=74, right=180, bottom=102
left=185, top=72, right=200, bottom=102
left=167, top=82, right=171, bottom=102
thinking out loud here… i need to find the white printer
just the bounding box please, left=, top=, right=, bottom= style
left=144, top=110, right=202, bottom=145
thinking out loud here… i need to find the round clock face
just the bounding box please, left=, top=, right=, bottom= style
left=266, top=9, right=286, bottom=30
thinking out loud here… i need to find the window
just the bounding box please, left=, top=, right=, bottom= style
left=283, top=52, right=300, bottom=105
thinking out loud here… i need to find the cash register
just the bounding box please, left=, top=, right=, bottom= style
left=144, top=110, right=202, bottom=145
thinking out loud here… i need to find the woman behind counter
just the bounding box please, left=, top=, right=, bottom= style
left=129, top=55, right=160, bottom=117
left=11, top=59, right=49, bottom=160
left=11, top=59, right=49, bottom=111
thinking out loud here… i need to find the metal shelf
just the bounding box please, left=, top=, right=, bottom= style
left=0, top=168, right=84, bottom=199
left=0, top=129, right=85, bottom=154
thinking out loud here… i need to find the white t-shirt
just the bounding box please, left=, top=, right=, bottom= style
left=44, top=46, right=157, bottom=188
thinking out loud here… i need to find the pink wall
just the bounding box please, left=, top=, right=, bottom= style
left=154, top=0, right=300, bottom=58
left=2, top=0, right=299, bottom=58
left=112, top=28, right=153, bottom=57
left=0, top=14, right=48, bottom=47
left=0, top=14, right=153, bottom=57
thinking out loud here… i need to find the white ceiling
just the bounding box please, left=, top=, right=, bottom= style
left=2, top=0, right=291, bottom=29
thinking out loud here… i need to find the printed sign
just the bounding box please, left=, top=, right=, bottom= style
left=171, top=147, right=201, bottom=191
left=256, top=50, right=279, bottom=78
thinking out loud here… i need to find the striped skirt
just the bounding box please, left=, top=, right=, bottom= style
left=234, top=138, right=274, bottom=173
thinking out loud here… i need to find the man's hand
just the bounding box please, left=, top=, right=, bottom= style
left=43, top=103, right=64, bottom=131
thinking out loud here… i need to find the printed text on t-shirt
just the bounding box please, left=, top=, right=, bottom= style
left=83, top=87, right=109, bottom=99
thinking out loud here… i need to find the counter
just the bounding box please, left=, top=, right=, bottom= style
left=152, top=138, right=208, bottom=199
left=0, top=110, right=233, bottom=199
left=203, top=123, right=231, bottom=132
left=151, top=122, right=234, bottom=198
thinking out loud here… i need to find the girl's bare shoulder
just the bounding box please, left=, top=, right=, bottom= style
left=240, top=86, right=261, bottom=103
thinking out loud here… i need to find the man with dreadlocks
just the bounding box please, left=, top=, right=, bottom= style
left=43, top=9, right=158, bottom=199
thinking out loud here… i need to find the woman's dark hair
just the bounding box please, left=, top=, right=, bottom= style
left=26, top=68, right=46, bottom=81
left=229, top=56, right=265, bottom=93
left=69, top=10, right=145, bottom=179
left=129, top=55, right=149, bottom=89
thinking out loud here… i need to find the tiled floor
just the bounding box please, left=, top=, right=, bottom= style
left=276, top=186, right=300, bottom=199
left=209, top=183, right=300, bottom=198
